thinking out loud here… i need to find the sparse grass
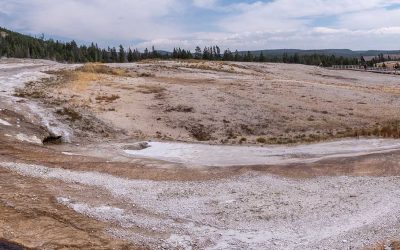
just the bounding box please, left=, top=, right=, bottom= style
left=56, top=107, right=82, bottom=122
left=95, top=94, right=120, bottom=103
left=50, top=64, right=132, bottom=92
left=46, top=64, right=134, bottom=94
left=165, top=105, right=194, bottom=113
left=307, top=116, right=315, bottom=121
left=257, top=120, right=400, bottom=145
left=79, top=63, right=130, bottom=77
left=373, top=241, right=400, bottom=250
left=136, top=84, right=166, bottom=94
left=14, top=89, right=46, bottom=99
left=256, top=137, right=267, bottom=143
left=187, top=124, right=213, bottom=141
left=183, top=61, right=236, bottom=73
left=137, top=72, right=155, bottom=77
left=351, top=120, right=400, bottom=138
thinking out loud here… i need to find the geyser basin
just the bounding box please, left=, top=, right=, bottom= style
left=124, top=139, right=400, bottom=166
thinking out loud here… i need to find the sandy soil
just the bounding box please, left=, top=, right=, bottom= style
left=1, top=59, right=400, bottom=249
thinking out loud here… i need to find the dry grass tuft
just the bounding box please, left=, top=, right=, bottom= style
left=256, top=137, right=267, bottom=144
left=186, top=124, right=214, bottom=141
left=136, top=84, right=166, bottom=94
left=49, top=64, right=131, bottom=92
left=351, top=120, right=400, bottom=138
left=183, top=61, right=236, bottom=73
left=373, top=241, right=400, bottom=250
left=165, top=105, right=194, bottom=113
left=79, top=63, right=130, bottom=76
left=56, top=107, right=82, bottom=122
left=95, top=94, right=120, bottom=103
left=137, top=72, right=155, bottom=77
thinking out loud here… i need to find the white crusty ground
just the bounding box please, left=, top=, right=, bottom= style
left=125, top=139, right=400, bottom=166
left=15, top=133, right=42, bottom=144
left=1, top=162, right=400, bottom=249
left=0, top=59, right=77, bottom=141
left=0, top=118, right=12, bottom=126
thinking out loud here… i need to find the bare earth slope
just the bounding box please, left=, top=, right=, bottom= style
left=1, top=59, right=400, bottom=249
left=19, top=60, right=400, bottom=144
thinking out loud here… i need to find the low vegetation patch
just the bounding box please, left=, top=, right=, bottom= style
left=256, top=137, right=267, bottom=143
left=352, top=120, right=400, bottom=138
left=165, top=105, right=194, bottom=113
left=137, top=72, right=155, bottom=77
left=14, top=89, right=46, bottom=99
left=95, top=94, right=120, bottom=103
left=374, top=241, right=400, bottom=250
left=186, top=123, right=214, bottom=141
left=183, top=62, right=236, bottom=73
left=79, top=63, right=130, bottom=76
left=136, top=84, right=166, bottom=94
left=56, top=107, right=82, bottom=122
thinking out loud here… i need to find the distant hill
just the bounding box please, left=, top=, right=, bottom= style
left=1, top=26, right=399, bottom=65
left=156, top=50, right=172, bottom=56
left=240, top=49, right=400, bottom=58
left=0, top=27, right=166, bottom=62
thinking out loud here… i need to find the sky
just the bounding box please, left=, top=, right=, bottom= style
left=1, top=0, right=400, bottom=51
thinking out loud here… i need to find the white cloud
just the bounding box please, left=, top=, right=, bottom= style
left=1, top=0, right=185, bottom=41
left=337, top=8, right=400, bottom=30
left=1, top=0, right=399, bottom=50
left=218, top=0, right=399, bottom=33
left=192, top=0, right=219, bottom=9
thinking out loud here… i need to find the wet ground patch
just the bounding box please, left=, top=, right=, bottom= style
left=0, top=239, right=25, bottom=250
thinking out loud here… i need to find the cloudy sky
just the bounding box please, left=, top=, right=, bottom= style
left=1, top=0, right=400, bottom=51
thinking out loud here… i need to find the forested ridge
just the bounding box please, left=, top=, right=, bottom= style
left=0, top=26, right=379, bottom=66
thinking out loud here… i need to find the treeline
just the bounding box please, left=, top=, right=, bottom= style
left=174, top=46, right=359, bottom=66
left=0, top=27, right=168, bottom=63
left=362, top=54, right=400, bottom=67
left=0, top=26, right=358, bottom=66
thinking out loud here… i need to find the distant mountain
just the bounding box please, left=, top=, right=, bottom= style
left=156, top=50, right=172, bottom=56
left=240, top=49, right=400, bottom=58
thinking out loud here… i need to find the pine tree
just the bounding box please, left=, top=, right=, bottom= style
left=234, top=50, right=241, bottom=61
left=215, top=46, right=221, bottom=60
left=142, top=48, right=149, bottom=59
left=259, top=51, right=266, bottom=62
left=127, top=48, right=134, bottom=62
left=111, top=47, right=118, bottom=62
left=195, top=46, right=202, bottom=59
left=119, top=45, right=125, bottom=63
left=223, top=49, right=233, bottom=61
left=203, top=47, right=210, bottom=60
